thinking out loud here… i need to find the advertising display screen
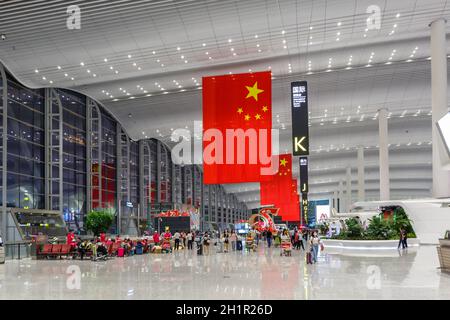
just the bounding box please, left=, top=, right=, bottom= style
left=291, top=81, right=309, bottom=156
left=437, top=112, right=450, bottom=157
left=316, top=204, right=331, bottom=224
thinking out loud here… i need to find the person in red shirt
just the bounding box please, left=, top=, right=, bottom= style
left=100, top=233, right=106, bottom=243
left=153, top=231, right=160, bottom=245
left=66, top=231, right=76, bottom=249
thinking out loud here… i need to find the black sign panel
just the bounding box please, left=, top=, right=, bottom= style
left=301, top=193, right=308, bottom=225
left=299, top=156, right=308, bottom=193
left=291, top=81, right=309, bottom=156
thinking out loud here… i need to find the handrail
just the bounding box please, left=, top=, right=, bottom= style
left=4, top=241, right=32, bottom=260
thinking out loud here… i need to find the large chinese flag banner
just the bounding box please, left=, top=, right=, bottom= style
left=260, top=154, right=297, bottom=220
left=203, top=71, right=272, bottom=184
left=260, top=155, right=300, bottom=221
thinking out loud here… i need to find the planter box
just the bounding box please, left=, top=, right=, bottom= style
left=321, top=238, right=420, bottom=250
left=0, top=247, right=4, bottom=264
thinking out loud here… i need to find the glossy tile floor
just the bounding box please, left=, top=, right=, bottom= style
left=0, top=244, right=449, bottom=299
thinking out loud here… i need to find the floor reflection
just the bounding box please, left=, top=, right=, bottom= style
left=0, top=245, right=449, bottom=299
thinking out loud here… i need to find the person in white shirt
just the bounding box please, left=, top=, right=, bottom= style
left=0, top=235, right=3, bottom=247
left=186, top=232, right=193, bottom=250
left=173, top=231, right=181, bottom=250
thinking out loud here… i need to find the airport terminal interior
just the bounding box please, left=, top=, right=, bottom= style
left=1, top=0, right=450, bottom=300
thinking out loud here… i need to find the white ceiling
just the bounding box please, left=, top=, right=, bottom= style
left=0, top=0, right=449, bottom=208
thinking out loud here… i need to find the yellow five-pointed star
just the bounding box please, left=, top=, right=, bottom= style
left=237, top=107, right=243, bottom=114
left=245, top=82, right=264, bottom=101
left=255, top=114, right=261, bottom=120
left=262, top=106, right=268, bottom=112
left=280, top=158, right=288, bottom=167
left=244, top=114, right=251, bottom=121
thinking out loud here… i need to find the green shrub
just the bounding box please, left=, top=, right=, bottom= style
left=85, top=210, right=114, bottom=236
left=330, top=207, right=416, bottom=240
left=365, top=215, right=394, bottom=240
left=344, top=218, right=363, bottom=239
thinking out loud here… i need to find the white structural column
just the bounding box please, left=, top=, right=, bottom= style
left=357, top=146, right=365, bottom=201
left=379, top=108, right=390, bottom=200
left=346, top=167, right=352, bottom=211
left=430, top=18, right=450, bottom=198
left=338, top=180, right=344, bottom=213
left=333, top=190, right=338, bottom=212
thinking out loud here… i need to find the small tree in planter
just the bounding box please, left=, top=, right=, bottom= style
left=85, top=210, right=114, bottom=236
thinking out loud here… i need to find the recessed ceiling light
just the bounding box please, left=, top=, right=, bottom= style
left=57, top=66, right=61, bottom=70
left=228, top=39, right=232, bottom=43
left=138, top=67, right=142, bottom=70
left=202, top=43, right=206, bottom=47
left=309, top=26, right=313, bottom=30
left=152, top=51, right=156, bottom=54
left=71, top=77, right=74, bottom=80
left=64, top=73, right=68, bottom=77
left=127, top=55, right=132, bottom=59
left=49, top=80, right=53, bottom=84
left=337, top=21, right=342, bottom=26
left=396, top=13, right=401, bottom=18
left=177, top=47, right=181, bottom=51
left=110, top=66, right=113, bottom=70
left=104, top=58, right=108, bottom=62
left=87, top=69, right=91, bottom=73
left=281, top=30, right=285, bottom=35
left=93, top=74, right=97, bottom=77
left=34, top=69, right=39, bottom=73
left=42, top=76, right=46, bottom=80
left=80, top=62, right=84, bottom=66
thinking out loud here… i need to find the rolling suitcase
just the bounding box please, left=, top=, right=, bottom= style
left=117, top=247, right=125, bottom=257
left=236, top=240, right=243, bottom=251
left=306, top=251, right=313, bottom=264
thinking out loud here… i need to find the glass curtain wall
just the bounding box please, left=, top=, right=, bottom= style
left=0, top=65, right=249, bottom=236
left=58, top=89, right=87, bottom=231
left=6, top=75, right=45, bottom=210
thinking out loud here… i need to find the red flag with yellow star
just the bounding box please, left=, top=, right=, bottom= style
left=260, top=154, right=292, bottom=213
left=203, top=71, right=272, bottom=184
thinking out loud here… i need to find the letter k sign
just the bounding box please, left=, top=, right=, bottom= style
left=295, top=136, right=307, bottom=152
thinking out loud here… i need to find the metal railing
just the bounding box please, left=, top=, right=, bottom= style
left=4, top=241, right=32, bottom=260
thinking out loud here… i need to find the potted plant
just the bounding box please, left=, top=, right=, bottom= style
left=85, top=210, right=114, bottom=236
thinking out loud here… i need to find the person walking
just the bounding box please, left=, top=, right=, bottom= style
left=186, top=231, right=193, bottom=250
left=181, top=231, right=186, bottom=249
left=202, top=232, right=211, bottom=255
left=230, top=231, right=237, bottom=251
left=398, top=228, right=408, bottom=249
left=310, top=232, right=321, bottom=263
left=173, top=230, right=181, bottom=250
left=224, top=231, right=230, bottom=252
left=266, top=229, right=273, bottom=248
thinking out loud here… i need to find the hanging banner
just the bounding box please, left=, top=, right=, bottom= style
left=299, top=156, right=308, bottom=193
left=203, top=71, right=272, bottom=184
left=291, top=81, right=309, bottom=156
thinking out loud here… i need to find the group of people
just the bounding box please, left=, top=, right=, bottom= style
left=66, top=231, right=151, bottom=260
left=151, top=230, right=196, bottom=251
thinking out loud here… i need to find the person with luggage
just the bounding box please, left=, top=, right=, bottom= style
left=309, top=232, right=321, bottom=263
